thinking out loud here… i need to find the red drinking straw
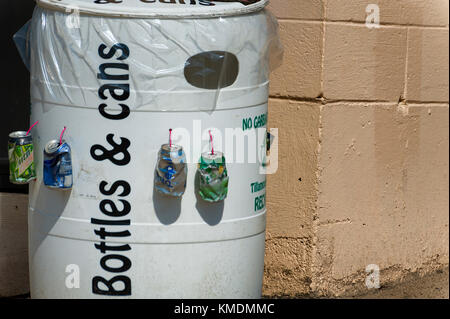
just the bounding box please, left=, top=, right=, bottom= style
left=209, top=130, right=214, bottom=155
left=169, top=129, right=173, bottom=148
left=26, top=121, right=39, bottom=136
left=59, top=126, right=67, bottom=145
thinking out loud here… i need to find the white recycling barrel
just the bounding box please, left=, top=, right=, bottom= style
left=28, top=0, right=282, bottom=299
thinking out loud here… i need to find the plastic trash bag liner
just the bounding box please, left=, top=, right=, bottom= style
left=25, top=6, right=283, bottom=112
left=13, top=20, right=31, bottom=71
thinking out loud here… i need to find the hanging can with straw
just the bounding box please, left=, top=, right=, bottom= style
left=154, top=129, right=187, bottom=197
left=8, top=131, right=37, bottom=184
left=198, top=152, right=229, bottom=203
left=43, top=127, right=73, bottom=190
left=197, top=131, right=229, bottom=202
left=43, top=142, right=73, bottom=189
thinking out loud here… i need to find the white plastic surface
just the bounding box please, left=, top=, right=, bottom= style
left=36, top=0, right=269, bottom=18
left=28, top=5, right=281, bottom=299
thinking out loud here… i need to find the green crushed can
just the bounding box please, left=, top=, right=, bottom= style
left=8, top=131, right=36, bottom=184
left=197, top=152, right=229, bottom=202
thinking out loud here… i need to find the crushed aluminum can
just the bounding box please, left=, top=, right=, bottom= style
left=197, top=152, right=229, bottom=202
left=8, top=131, right=36, bottom=184
left=44, top=140, right=73, bottom=189
left=154, top=144, right=187, bottom=197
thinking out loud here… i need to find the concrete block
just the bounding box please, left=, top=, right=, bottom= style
left=268, top=0, right=324, bottom=20
left=270, top=21, right=324, bottom=99
left=326, top=0, right=449, bottom=27
left=323, top=24, right=407, bottom=101
left=406, top=28, right=449, bottom=102
left=266, top=98, right=321, bottom=238
left=263, top=237, right=312, bottom=297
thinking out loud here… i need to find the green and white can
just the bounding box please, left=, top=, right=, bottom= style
left=8, top=131, right=36, bottom=184
left=198, top=152, right=229, bottom=203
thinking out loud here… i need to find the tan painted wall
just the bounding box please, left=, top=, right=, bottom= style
left=264, top=0, right=449, bottom=297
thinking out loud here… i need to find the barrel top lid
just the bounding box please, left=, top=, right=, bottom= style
left=36, top=0, right=269, bottom=18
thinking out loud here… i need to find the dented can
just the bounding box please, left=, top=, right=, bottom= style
left=44, top=140, right=73, bottom=189
left=8, top=131, right=36, bottom=184
left=155, top=144, right=187, bottom=197
left=198, top=152, right=229, bottom=202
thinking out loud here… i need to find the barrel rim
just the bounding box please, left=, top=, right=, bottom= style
left=35, top=0, right=269, bottom=19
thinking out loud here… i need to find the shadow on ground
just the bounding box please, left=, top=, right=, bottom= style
left=355, top=266, right=449, bottom=299
left=264, top=266, right=449, bottom=299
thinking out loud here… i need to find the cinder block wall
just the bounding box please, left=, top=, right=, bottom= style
left=264, top=0, right=449, bottom=297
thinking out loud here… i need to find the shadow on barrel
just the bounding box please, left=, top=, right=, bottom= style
left=194, top=171, right=224, bottom=226
left=28, top=181, right=71, bottom=259
left=153, top=183, right=182, bottom=225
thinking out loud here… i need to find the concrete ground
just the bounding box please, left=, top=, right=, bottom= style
left=355, top=266, right=449, bottom=299
left=263, top=266, right=449, bottom=299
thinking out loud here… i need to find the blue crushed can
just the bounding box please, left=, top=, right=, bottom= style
left=154, top=144, right=187, bottom=197
left=44, top=140, right=73, bottom=190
